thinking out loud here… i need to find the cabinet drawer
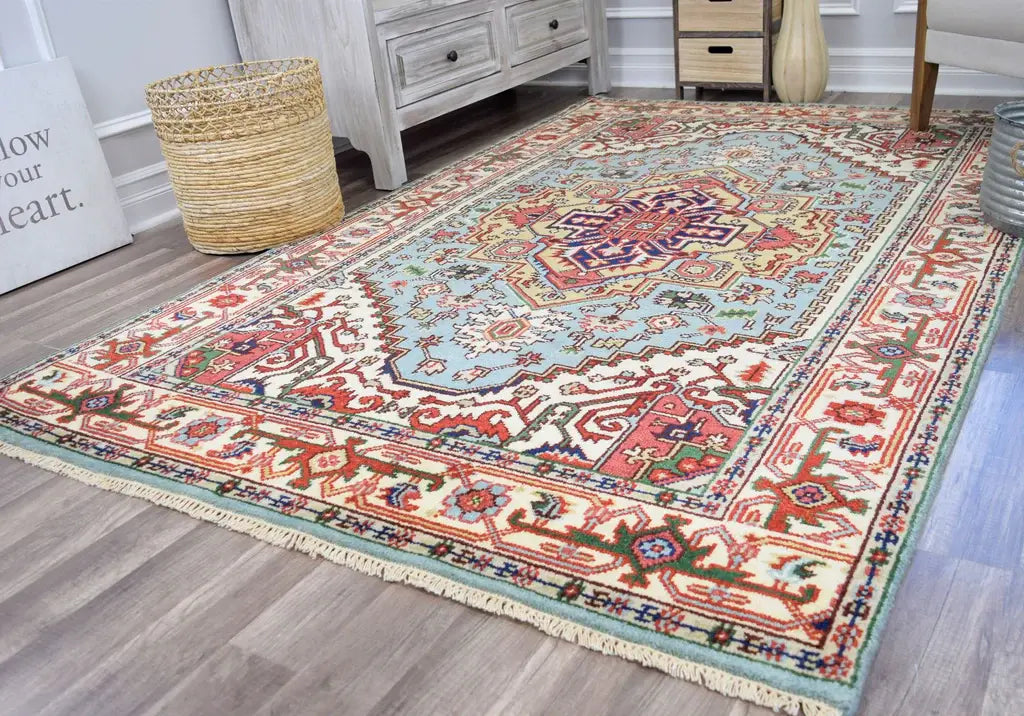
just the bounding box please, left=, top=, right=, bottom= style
left=677, top=37, right=763, bottom=83
left=677, top=0, right=764, bottom=33
left=506, top=0, right=588, bottom=66
left=679, top=0, right=761, bottom=33
left=386, top=13, right=500, bottom=107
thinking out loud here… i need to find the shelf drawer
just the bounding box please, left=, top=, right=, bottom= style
left=386, top=13, right=501, bottom=107
left=676, top=0, right=765, bottom=33
left=677, top=37, right=763, bottom=84
left=506, top=0, right=588, bottom=66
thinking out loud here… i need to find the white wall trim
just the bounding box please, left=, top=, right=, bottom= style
left=94, top=110, right=155, bottom=139
left=18, top=0, right=154, bottom=139
left=23, top=0, right=56, bottom=61
left=113, top=161, right=180, bottom=234
left=606, top=6, right=671, bottom=20
left=820, top=0, right=860, bottom=17
left=828, top=47, right=1024, bottom=95
left=533, top=46, right=1024, bottom=96
left=1, top=3, right=175, bottom=236
left=892, top=1, right=917, bottom=13
left=533, top=47, right=673, bottom=89
left=125, top=205, right=182, bottom=234
left=112, top=160, right=167, bottom=189
left=9, top=0, right=184, bottom=235
left=604, top=2, right=860, bottom=20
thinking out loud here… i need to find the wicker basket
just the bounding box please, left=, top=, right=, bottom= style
left=145, top=58, right=344, bottom=254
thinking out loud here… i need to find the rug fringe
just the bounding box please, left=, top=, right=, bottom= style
left=0, top=438, right=840, bottom=716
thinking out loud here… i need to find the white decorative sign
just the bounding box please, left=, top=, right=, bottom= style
left=0, top=57, right=131, bottom=294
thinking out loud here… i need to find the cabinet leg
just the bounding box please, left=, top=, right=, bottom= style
left=586, top=0, right=611, bottom=94
left=351, top=123, right=408, bottom=191
left=589, top=59, right=611, bottom=95
left=368, top=148, right=407, bottom=191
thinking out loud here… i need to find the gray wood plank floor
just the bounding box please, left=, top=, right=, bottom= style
left=0, top=87, right=1021, bottom=716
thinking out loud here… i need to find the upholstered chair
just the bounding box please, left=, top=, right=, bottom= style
left=911, top=0, right=1024, bottom=130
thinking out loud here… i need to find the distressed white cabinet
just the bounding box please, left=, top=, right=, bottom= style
left=228, top=0, right=610, bottom=190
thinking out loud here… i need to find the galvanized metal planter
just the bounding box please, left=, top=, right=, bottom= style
left=981, top=102, right=1024, bottom=236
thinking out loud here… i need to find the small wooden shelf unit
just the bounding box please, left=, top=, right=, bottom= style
left=674, top=0, right=782, bottom=101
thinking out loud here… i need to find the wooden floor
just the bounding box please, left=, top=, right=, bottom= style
left=0, top=87, right=1021, bottom=716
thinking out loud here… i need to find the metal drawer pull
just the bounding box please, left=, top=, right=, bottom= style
left=549, top=19, right=559, bottom=29
left=707, top=46, right=735, bottom=54
left=446, top=50, right=458, bottom=62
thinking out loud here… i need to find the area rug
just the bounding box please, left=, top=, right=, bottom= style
left=0, top=98, right=1017, bottom=715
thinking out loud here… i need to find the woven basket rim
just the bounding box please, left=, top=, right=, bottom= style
left=146, top=56, right=326, bottom=143
left=145, top=57, right=318, bottom=96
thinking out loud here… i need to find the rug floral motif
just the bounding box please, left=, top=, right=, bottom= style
left=0, top=99, right=1016, bottom=716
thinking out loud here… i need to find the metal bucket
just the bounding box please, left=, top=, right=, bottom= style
left=981, top=102, right=1024, bottom=236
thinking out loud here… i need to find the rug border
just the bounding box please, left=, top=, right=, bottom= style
left=0, top=99, right=1013, bottom=716
left=0, top=429, right=839, bottom=716
left=840, top=223, right=1024, bottom=712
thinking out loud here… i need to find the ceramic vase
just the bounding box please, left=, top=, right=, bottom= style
left=772, top=0, right=829, bottom=103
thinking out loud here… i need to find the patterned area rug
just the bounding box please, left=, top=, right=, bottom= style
left=0, top=99, right=1017, bottom=716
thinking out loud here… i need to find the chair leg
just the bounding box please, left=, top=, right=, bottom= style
left=911, top=62, right=939, bottom=131
left=910, top=0, right=938, bottom=131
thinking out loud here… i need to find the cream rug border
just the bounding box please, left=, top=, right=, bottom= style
left=0, top=437, right=838, bottom=716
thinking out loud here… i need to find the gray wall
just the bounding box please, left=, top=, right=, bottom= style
left=0, top=0, right=241, bottom=234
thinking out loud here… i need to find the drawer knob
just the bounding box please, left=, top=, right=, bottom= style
left=549, top=18, right=559, bottom=29
left=446, top=50, right=458, bottom=62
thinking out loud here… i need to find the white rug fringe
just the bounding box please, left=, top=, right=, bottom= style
left=0, top=438, right=840, bottom=716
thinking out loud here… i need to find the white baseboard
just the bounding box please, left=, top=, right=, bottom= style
left=113, top=161, right=181, bottom=234
left=605, top=3, right=862, bottom=19
left=533, top=48, right=673, bottom=89
left=829, top=48, right=1024, bottom=95
left=125, top=204, right=182, bottom=235
left=533, top=46, right=1024, bottom=96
